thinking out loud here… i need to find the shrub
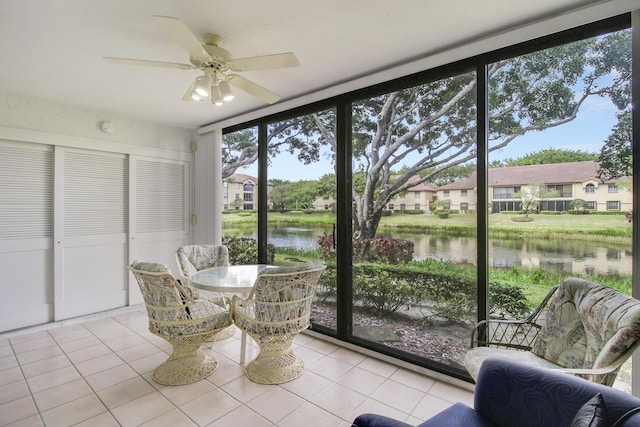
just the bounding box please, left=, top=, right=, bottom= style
left=511, top=216, right=534, bottom=222
left=354, top=269, right=418, bottom=315
left=488, top=281, right=529, bottom=319
left=567, top=209, right=590, bottom=215
left=317, top=235, right=414, bottom=264
left=438, top=212, right=449, bottom=219
left=222, top=236, right=275, bottom=264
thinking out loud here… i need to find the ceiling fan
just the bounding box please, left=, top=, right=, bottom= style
left=104, top=15, right=299, bottom=105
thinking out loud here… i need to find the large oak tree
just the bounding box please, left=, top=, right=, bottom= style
left=224, top=29, right=630, bottom=238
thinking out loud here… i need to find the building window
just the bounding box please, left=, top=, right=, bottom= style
left=415, top=204, right=420, bottom=210
left=585, top=183, right=595, bottom=193
left=235, top=183, right=241, bottom=189
left=400, top=204, right=406, bottom=212
left=388, top=204, right=394, bottom=210
left=224, top=193, right=228, bottom=199
left=244, top=183, right=254, bottom=192
left=493, top=186, right=520, bottom=199
left=461, top=202, right=469, bottom=211
left=607, top=201, right=620, bottom=211
left=244, top=204, right=254, bottom=210
left=608, top=184, right=618, bottom=193
left=443, top=190, right=450, bottom=198
left=587, top=201, right=597, bottom=210
left=223, top=182, right=228, bottom=188
left=414, top=191, right=420, bottom=198
left=461, top=190, right=468, bottom=197
left=547, top=184, right=572, bottom=198
left=235, top=194, right=240, bottom=199
left=244, top=193, right=253, bottom=202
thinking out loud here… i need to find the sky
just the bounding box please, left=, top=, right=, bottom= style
left=237, top=93, right=619, bottom=182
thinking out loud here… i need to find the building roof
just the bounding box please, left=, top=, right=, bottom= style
left=406, top=175, right=438, bottom=192
left=436, top=161, right=609, bottom=191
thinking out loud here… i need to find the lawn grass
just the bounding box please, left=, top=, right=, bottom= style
left=223, top=210, right=632, bottom=242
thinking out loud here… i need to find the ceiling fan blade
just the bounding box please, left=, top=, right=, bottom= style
left=228, top=74, right=281, bottom=104
left=229, top=52, right=299, bottom=71
left=152, top=15, right=210, bottom=62
left=103, top=57, right=195, bottom=70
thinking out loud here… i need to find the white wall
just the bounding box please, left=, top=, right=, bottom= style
left=0, top=92, right=194, bottom=151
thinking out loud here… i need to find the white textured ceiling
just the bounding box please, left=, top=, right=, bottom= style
left=0, top=0, right=636, bottom=130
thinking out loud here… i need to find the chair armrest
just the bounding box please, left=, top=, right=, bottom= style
left=470, top=286, right=557, bottom=349
left=470, top=318, right=540, bottom=350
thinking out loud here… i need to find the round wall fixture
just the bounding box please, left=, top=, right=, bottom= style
left=101, top=121, right=114, bottom=134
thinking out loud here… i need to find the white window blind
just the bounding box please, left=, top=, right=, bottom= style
left=0, top=143, right=53, bottom=240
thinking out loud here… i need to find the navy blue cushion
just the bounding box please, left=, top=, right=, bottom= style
left=612, top=407, right=640, bottom=427
left=570, top=393, right=609, bottom=427
left=352, top=413, right=412, bottom=427
left=417, top=403, right=497, bottom=427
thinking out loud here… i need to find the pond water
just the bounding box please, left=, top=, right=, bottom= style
left=228, top=225, right=632, bottom=276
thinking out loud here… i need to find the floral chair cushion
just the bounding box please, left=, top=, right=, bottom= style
left=175, top=245, right=230, bottom=278
left=129, top=261, right=232, bottom=341
left=531, top=277, right=640, bottom=373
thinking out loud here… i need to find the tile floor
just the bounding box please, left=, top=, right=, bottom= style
left=0, top=306, right=474, bottom=427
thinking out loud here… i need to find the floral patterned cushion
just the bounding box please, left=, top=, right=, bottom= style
left=175, top=245, right=230, bottom=278
left=129, top=261, right=232, bottom=341
left=532, top=277, right=640, bottom=373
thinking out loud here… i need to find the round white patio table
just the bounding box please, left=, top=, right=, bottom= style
left=190, top=264, right=274, bottom=364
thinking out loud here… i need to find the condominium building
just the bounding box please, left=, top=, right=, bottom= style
left=435, top=161, right=632, bottom=213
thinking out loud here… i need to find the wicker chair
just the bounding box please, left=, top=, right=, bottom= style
left=465, top=277, right=640, bottom=386
left=231, top=260, right=326, bottom=384
left=175, top=244, right=235, bottom=340
left=128, top=260, right=232, bottom=385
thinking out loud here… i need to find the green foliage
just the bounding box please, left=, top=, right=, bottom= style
left=513, top=183, right=559, bottom=216
left=492, top=148, right=598, bottom=167
left=511, top=216, right=534, bottom=222
left=599, top=111, right=632, bottom=181
left=269, top=179, right=321, bottom=211
left=570, top=199, right=588, bottom=210
left=222, top=236, right=275, bottom=264
left=488, top=281, right=529, bottom=319
left=438, top=212, right=449, bottom=219
left=354, top=270, right=418, bottom=315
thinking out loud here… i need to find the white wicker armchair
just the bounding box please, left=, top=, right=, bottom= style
left=231, top=260, right=326, bottom=384
left=175, top=245, right=230, bottom=293
left=128, top=260, right=232, bottom=385
left=175, top=244, right=235, bottom=340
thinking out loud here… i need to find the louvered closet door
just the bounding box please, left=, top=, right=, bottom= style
left=54, top=148, right=128, bottom=320
left=0, top=141, right=53, bottom=331
left=129, top=157, right=189, bottom=305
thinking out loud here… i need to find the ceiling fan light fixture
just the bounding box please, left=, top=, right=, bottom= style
left=211, top=84, right=224, bottom=106
left=194, top=75, right=211, bottom=97
left=219, top=80, right=234, bottom=102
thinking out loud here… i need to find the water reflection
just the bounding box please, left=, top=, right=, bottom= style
left=234, top=226, right=632, bottom=276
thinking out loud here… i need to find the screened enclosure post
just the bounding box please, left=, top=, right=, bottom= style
left=336, top=101, right=353, bottom=339
left=631, top=9, right=640, bottom=397
left=476, top=63, right=490, bottom=343
left=258, top=122, right=268, bottom=264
